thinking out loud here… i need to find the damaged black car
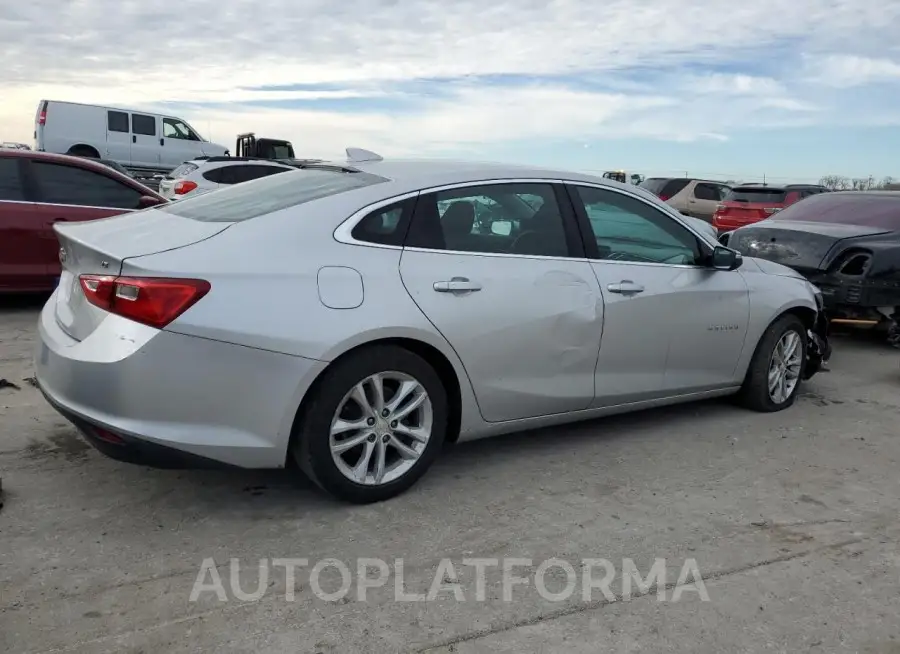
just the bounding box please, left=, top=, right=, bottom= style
left=719, top=191, right=900, bottom=346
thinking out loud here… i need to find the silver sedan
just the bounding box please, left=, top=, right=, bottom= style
left=35, top=149, right=830, bottom=503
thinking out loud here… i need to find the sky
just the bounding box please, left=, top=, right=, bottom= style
left=2, top=0, right=900, bottom=183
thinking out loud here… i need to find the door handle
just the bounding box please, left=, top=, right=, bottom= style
left=607, top=280, right=644, bottom=295
left=132, top=134, right=136, bottom=143
left=433, top=277, right=482, bottom=293
left=160, top=138, right=164, bottom=146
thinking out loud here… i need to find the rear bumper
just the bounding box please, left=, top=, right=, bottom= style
left=38, top=385, right=233, bottom=469
left=813, top=278, right=900, bottom=312
left=34, top=291, right=324, bottom=469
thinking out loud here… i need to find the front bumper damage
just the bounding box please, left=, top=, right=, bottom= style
left=804, top=310, right=831, bottom=378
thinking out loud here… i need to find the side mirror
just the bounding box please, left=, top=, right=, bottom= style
left=711, top=246, right=742, bottom=271
left=138, top=195, right=165, bottom=208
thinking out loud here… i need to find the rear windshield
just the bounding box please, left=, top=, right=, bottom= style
left=770, top=193, right=900, bottom=229
left=168, top=162, right=198, bottom=179
left=724, top=187, right=786, bottom=203
left=638, top=178, right=669, bottom=194
left=159, top=167, right=389, bottom=222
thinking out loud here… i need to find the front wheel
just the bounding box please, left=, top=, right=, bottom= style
left=738, top=315, right=807, bottom=412
left=292, top=345, right=448, bottom=503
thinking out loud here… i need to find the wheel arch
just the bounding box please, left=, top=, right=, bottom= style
left=66, top=143, right=100, bottom=158
left=286, top=336, right=466, bottom=464
left=738, top=302, right=816, bottom=379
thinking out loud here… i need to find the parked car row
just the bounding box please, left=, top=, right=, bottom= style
left=637, top=177, right=830, bottom=230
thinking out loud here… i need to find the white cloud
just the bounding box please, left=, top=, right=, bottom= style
left=1, top=0, right=899, bottom=157
left=807, top=54, right=900, bottom=87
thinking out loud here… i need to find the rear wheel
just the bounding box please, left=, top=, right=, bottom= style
left=738, top=315, right=807, bottom=412
left=292, top=345, right=448, bottom=503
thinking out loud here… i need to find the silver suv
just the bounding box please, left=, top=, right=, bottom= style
left=639, top=178, right=732, bottom=223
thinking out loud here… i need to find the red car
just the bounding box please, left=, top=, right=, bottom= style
left=712, top=184, right=828, bottom=232
left=0, top=150, right=166, bottom=292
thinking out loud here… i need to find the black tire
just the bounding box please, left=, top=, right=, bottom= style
left=291, top=345, right=448, bottom=503
left=738, top=314, right=807, bottom=412
left=67, top=145, right=99, bottom=159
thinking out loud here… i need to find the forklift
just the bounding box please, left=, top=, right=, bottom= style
left=233, top=133, right=295, bottom=160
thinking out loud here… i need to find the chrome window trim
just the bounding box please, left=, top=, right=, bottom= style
left=333, top=190, right=421, bottom=251
left=333, top=177, right=723, bottom=269
left=333, top=178, right=569, bottom=252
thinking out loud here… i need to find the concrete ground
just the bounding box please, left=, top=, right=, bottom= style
left=2, top=295, right=900, bottom=654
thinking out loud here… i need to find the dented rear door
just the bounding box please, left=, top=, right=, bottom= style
left=400, top=249, right=602, bottom=422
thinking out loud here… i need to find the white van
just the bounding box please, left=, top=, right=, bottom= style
left=34, top=100, right=229, bottom=172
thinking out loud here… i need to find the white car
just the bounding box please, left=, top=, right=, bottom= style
left=158, top=157, right=298, bottom=200
left=34, top=99, right=228, bottom=172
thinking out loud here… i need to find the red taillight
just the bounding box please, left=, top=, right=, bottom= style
left=79, top=275, right=210, bottom=329
left=174, top=180, right=198, bottom=195
left=658, top=194, right=670, bottom=201
left=38, top=101, right=47, bottom=125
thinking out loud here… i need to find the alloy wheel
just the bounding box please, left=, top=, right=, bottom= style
left=329, top=372, right=433, bottom=486
left=768, top=330, right=803, bottom=404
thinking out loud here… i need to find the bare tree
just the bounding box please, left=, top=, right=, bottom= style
left=819, top=174, right=899, bottom=191
left=818, top=175, right=850, bottom=190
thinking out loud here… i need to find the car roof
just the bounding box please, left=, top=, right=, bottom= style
left=644, top=177, right=727, bottom=184
left=332, top=158, right=659, bottom=196
left=822, top=190, right=900, bottom=199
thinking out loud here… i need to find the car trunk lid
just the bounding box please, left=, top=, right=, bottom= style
left=53, top=209, right=231, bottom=341
left=728, top=220, right=891, bottom=273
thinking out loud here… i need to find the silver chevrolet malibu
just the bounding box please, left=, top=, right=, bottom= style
left=35, top=149, right=830, bottom=503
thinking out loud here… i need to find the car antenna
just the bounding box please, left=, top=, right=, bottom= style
left=345, top=147, right=383, bottom=163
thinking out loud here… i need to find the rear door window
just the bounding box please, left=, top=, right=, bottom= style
left=692, top=183, right=723, bottom=201
left=132, top=114, right=156, bottom=136
left=638, top=178, right=670, bottom=195
left=31, top=161, right=144, bottom=209
left=660, top=179, right=691, bottom=198
left=160, top=167, right=389, bottom=222
left=725, top=187, right=786, bottom=203
left=351, top=200, right=413, bottom=246
left=107, top=111, right=129, bottom=133
left=0, top=158, right=26, bottom=201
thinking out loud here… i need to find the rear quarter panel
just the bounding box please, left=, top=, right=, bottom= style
left=118, top=190, right=483, bottom=441
left=42, top=102, right=105, bottom=156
